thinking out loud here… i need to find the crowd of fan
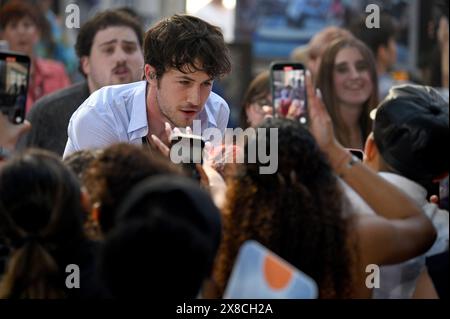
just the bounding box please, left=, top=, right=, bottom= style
left=0, top=0, right=448, bottom=299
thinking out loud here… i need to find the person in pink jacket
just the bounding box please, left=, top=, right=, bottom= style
left=0, top=1, right=70, bottom=113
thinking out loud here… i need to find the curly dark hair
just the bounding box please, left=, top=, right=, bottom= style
left=82, top=143, right=182, bottom=234
left=211, top=118, right=358, bottom=298
left=143, top=14, right=231, bottom=79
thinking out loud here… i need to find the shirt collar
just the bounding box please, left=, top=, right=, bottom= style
left=128, top=81, right=148, bottom=139
left=199, top=97, right=217, bottom=128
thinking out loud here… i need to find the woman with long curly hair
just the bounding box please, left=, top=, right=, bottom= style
left=208, top=73, right=436, bottom=298
left=215, top=118, right=356, bottom=298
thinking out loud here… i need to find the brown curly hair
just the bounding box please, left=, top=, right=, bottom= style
left=82, top=143, right=181, bottom=234
left=210, top=118, right=358, bottom=298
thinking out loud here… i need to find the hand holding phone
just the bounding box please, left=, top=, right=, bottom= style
left=270, top=62, right=308, bottom=125
left=0, top=52, right=30, bottom=124
left=170, top=132, right=205, bottom=181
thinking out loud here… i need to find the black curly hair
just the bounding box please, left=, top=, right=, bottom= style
left=211, top=118, right=358, bottom=298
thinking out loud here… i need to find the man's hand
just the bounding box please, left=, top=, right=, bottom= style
left=0, top=113, right=31, bottom=150
left=149, top=122, right=182, bottom=158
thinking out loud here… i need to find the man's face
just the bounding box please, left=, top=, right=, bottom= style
left=82, top=26, right=144, bottom=92
left=153, top=67, right=213, bottom=128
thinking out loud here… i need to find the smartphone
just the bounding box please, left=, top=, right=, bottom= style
left=0, top=52, right=30, bottom=124
left=170, top=132, right=205, bottom=181
left=270, top=62, right=308, bottom=125
left=347, top=149, right=364, bottom=161
left=223, top=240, right=318, bottom=299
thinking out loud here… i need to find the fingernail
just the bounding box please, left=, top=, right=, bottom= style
left=306, top=70, right=311, bottom=77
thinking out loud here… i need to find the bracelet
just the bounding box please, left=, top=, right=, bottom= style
left=338, top=155, right=360, bottom=178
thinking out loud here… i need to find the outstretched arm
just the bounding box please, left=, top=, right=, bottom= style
left=305, top=71, right=436, bottom=265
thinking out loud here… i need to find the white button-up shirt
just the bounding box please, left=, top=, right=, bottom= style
left=63, top=81, right=229, bottom=157
left=343, top=172, right=449, bottom=299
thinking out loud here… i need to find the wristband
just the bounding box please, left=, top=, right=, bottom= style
left=338, top=155, right=360, bottom=177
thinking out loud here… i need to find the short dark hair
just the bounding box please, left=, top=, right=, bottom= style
left=349, top=13, right=397, bottom=56
left=75, top=10, right=144, bottom=75
left=373, top=85, right=449, bottom=185
left=143, top=14, right=231, bottom=79
left=0, top=1, right=41, bottom=30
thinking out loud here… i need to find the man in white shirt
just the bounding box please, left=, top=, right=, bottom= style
left=345, top=84, right=449, bottom=298
left=64, top=14, right=231, bottom=157
left=20, top=9, right=145, bottom=156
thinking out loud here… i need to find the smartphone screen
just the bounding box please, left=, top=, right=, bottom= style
left=0, top=52, right=30, bottom=124
left=348, top=149, right=364, bottom=161
left=271, top=62, right=308, bottom=125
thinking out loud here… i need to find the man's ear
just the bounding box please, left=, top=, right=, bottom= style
left=364, top=132, right=378, bottom=162
left=144, top=64, right=157, bottom=86
left=81, top=56, right=90, bottom=76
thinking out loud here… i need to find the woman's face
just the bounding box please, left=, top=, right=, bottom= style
left=245, top=94, right=272, bottom=128
left=333, top=47, right=373, bottom=108
left=3, top=16, right=39, bottom=56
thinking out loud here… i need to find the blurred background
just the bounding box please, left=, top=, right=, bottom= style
left=0, top=0, right=448, bottom=126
